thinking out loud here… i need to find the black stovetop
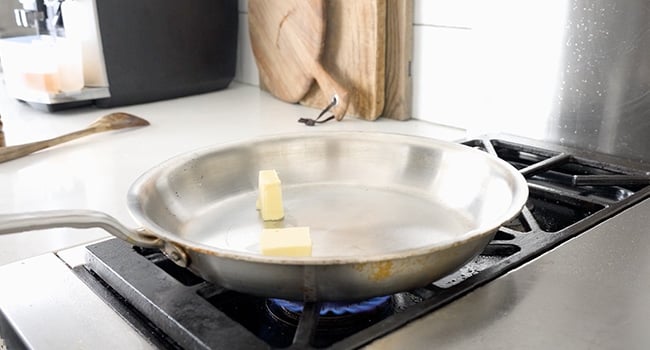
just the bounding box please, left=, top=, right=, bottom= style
left=74, top=137, right=650, bottom=349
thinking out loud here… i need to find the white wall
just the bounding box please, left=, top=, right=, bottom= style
left=412, top=1, right=475, bottom=127
left=411, top=0, right=568, bottom=136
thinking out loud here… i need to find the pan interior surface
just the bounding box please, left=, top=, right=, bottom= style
left=130, top=133, right=526, bottom=261
left=181, top=183, right=475, bottom=257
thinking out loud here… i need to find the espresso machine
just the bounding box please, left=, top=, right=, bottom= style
left=1, top=0, right=238, bottom=111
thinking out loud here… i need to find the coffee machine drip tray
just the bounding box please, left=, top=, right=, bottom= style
left=12, top=87, right=111, bottom=111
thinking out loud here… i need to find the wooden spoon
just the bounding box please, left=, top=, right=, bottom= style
left=0, top=112, right=149, bottom=164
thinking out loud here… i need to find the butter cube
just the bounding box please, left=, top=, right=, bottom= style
left=258, top=169, right=284, bottom=220
left=260, top=227, right=312, bottom=257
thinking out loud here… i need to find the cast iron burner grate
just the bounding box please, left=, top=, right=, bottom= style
left=75, top=137, right=650, bottom=349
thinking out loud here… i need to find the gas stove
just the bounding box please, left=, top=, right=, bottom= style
left=2, top=135, right=650, bottom=349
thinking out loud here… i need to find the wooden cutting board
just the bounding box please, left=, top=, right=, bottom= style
left=0, top=115, right=5, bottom=147
left=248, top=0, right=325, bottom=103
left=299, top=0, right=412, bottom=121
left=383, top=0, right=413, bottom=120
left=248, top=0, right=350, bottom=120
left=250, top=0, right=412, bottom=121
left=299, top=0, right=386, bottom=120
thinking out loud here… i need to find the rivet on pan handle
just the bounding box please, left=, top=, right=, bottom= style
left=163, top=242, right=190, bottom=268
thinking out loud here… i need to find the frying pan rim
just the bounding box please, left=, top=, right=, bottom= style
left=127, top=131, right=529, bottom=265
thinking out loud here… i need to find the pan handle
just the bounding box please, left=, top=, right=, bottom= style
left=0, top=210, right=164, bottom=249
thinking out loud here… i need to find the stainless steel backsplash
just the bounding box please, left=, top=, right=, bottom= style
left=476, top=0, right=650, bottom=163
left=544, top=0, right=650, bottom=163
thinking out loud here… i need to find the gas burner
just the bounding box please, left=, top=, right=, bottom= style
left=266, top=296, right=393, bottom=329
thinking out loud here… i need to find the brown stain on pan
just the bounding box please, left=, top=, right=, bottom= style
left=355, top=260, right=394, bottom=281
left=372, top=261, right=393, bottom=281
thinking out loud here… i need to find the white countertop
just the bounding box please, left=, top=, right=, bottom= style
left=0, top=81, right=465, bottom=266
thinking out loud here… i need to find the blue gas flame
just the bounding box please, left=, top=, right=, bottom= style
left=270, top=296, right=391, bottom=315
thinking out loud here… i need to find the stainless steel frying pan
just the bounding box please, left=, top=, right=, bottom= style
left=0, top=132, right=528, bottom=301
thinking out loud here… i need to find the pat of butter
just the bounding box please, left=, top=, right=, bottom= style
left=260, top=227, right=312, bottom=257
left=258, top=169, right=284, bottom=221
